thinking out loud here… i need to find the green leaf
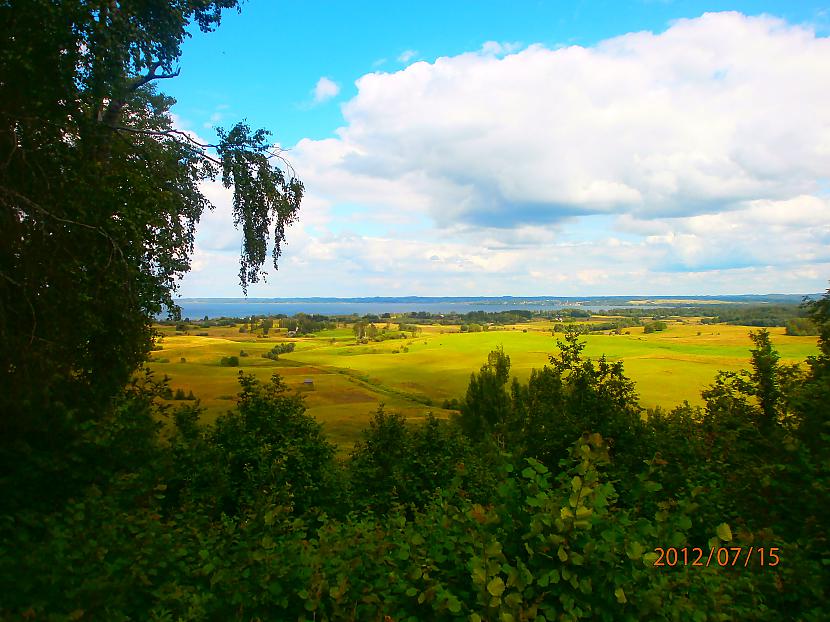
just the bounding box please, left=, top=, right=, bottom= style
left=487, top=577, right=505, bottom=597
left=447, top=596, right=462, bottom=613
left=626, top=541, right=644, bottom=560
left=716, top=522, right=733, bottom=542
left=614, top=587, right=627, bottom=604
left=472, top=567, right=487, bottom=585
left=643, top=551, right=659, bottom=566
left=571, top=475, right=582, bottom=491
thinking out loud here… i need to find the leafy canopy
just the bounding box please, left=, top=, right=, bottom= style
left=0, top=1, right=303, bottom=446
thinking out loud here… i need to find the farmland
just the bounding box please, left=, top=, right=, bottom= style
left=149, top=318, right=819, bottom=449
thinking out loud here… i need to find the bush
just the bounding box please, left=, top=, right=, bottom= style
left=785, top=317, right=818, bottom=336
left=219, top=356, right=240, bottom=367
left=262, top=342, right=295, bottom=360
left=239, top=350, right=249, bottom=357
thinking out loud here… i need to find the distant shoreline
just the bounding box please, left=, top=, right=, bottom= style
left=163, top=294, right=816, bottom=320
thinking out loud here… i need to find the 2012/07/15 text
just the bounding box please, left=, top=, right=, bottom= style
left=653, top=547, right=780, bottom=567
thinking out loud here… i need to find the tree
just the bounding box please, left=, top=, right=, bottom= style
left=353, top=321, right=366, bottom=340
left=702, top=329, right=797, bottom=431
left=457, top=347, right=512, bottom=441
left=0, top=2, right=302, bottom=457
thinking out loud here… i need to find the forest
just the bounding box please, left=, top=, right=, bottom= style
left=1, top=1, right=828, bottom=620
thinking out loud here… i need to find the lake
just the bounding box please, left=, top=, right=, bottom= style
left=166, top=297, right=609, bottom=319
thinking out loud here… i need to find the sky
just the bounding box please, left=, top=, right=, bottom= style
left=165, top=1, right=830, bottom=298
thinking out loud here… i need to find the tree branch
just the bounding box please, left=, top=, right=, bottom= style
left=100, top=61, right=181, bottom=128
left=127, top=61, right=181, bottom=93
left=111, top=126, right=222, bottom=165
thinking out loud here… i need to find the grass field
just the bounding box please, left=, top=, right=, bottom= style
left=147, top=320, right=819, bottom=450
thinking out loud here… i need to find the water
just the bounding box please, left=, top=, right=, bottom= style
left=162, top=294, right=801, bottom=320
left=165, top=298, right=608, bottom=319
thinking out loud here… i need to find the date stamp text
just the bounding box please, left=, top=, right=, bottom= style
left=653, top=547, right=780, bottom=568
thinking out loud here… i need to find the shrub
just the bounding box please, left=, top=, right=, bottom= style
left=219, top=356, right=240, bottom=367
left=785, top=317, right=818, bottom=336
left=262, top=343, right=295, bottom=360
left=643, top=321, right=668, bottom=334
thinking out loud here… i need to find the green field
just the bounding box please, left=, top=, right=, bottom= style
left=148, top=320, right=819, bottom=449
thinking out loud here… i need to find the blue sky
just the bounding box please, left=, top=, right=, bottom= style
left=169, top=1, right=830, bottom=297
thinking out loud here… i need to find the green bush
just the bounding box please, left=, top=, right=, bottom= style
left=785, top=317, right=818, bottom=336
left=219, top=355, right=240, bottom=367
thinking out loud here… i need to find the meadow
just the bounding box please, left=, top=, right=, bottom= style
left=148, top=318, right=819, bottom=449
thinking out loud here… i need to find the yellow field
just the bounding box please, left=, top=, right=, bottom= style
left=147, top=320, right=819, bottom=450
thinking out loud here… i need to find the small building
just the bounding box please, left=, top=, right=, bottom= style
left=302, top=378, right=314, bottom=390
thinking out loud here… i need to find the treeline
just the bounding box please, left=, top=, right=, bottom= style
left=599, top=303, right=813, bottom=328
left=262, top=342, right=296, bottom=360
left=2, top=295, right=828, bottom=620
left=400, top=308, right=591, bottom=326
left=553, top=317, right=642, bottom=334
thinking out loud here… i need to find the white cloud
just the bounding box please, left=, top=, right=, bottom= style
left=312, top=76, right=340, bottom=103
left=321, top=12, right=830, bottom=228
left=179, top=12, right=830, bottom=297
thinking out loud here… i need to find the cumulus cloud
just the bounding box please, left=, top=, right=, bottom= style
left=179, top=12, right=830, bottom=296
left=302, top=12, right=830, bottom=228
left=312, top=76, right=340, bottom=103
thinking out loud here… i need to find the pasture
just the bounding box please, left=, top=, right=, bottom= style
left=148, top=319, right=819, bottom=449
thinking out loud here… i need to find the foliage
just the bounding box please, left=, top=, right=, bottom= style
left=457, top=347, right=513, bottom=441
left=262, top=342, right=296, bottom=360
left=643, top=320, right=668, bottom=334
left=348, top=408, right=495, bottom=514
left=168, top=373, right=343, bottom=519
left=785, top=317, right=819, bottom=336
left=279, top=313, right=334, bottom=334
left=0, top=0, right=302, bottom=481
left=2, top=315, right=829, bottom=619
